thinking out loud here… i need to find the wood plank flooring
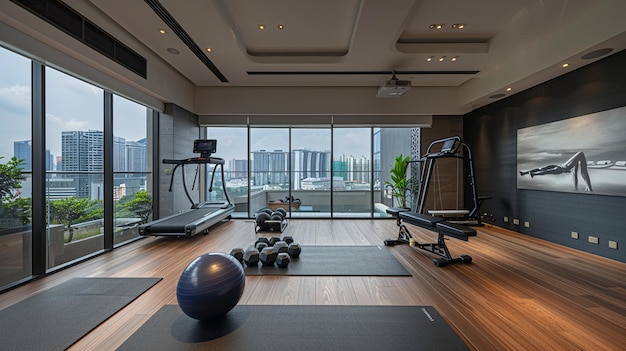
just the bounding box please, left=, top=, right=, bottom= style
left=0, top=219, right=624, bottom=350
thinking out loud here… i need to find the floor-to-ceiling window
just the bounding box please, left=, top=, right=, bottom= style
left=45, top=67, right=105, bottom=267
left=113, top=95, right=151, bottom=246
left=249, top=128, right=289, bottom=216
left=0, top=47, right=32, bottom=287
left=206, top=127, right=248, bottom=217
left=0, top=43, right=156, bottom=291
left=205, top=124, right=413, bottom=219
left=333, top=128, right=373, bottom=217
left=291, top=128, right=332, bottom=218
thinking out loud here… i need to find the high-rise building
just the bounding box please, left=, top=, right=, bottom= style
left=61, top=130, right=104, bottom=198
left=228, top=158, right=248, bottom=180
left=251, top=149, right=288, bottom=186
left=13, top=140, right=54, bottom=171
left=113, top=136, right=126, bottom=172
left=125, top=139, right=147, bottom=172
left=292, top=148, right=331, bottom=189
left=13, top=140, right=31, bottom=171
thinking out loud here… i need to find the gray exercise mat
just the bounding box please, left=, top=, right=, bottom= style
left=118, top=304, right=469, bottom=351
left=0, top=277, right=162, bottom=351
left=243, top=245, right=411, bottom=276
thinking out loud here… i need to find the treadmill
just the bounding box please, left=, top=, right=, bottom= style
left=139, top=139, right=235, bottom=237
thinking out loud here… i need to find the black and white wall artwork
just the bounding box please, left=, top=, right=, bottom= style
left=517, top=106, right=626, bottom=196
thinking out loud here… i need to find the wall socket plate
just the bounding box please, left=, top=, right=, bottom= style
left=504, top=216, right=509, bottom=223
left=571, top=231, right=579, bottom=239
left=524, top=221, right=530, bottom=228
left=588, top=236, right=599, bottom=244
left=513, top=218, right=520, bottom=225
left=608, top=240, right=618, bottom=249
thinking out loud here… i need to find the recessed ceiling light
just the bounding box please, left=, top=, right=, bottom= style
left=277, top=24, right=284, bottom=30
left=562, top=63, right=570, bottom=68
left=206, top=48, right=212, bottom=52
left=451, top=24, right=467, bottom=29
left=451, top=56, right=458, bottom=62
left=258, top=24, right=266, bottom=30
left=426, top=56, right=433, bottom=62
left=506, top=87, right=512, bottom=92
left=158, top=28, right=166, bottom=34
left=166, top=48, right=179, bottom=55
left=429, top=24, right=444, bottom=29
left=438, top=56, right=446, bottom=62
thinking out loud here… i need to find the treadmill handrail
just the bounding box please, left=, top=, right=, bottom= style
left=163, top=157, right=225, bottom=165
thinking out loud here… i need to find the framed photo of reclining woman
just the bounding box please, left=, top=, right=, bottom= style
left=517, top=105, right=626, bottom=197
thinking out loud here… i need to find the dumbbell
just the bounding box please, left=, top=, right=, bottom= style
left=268, top=236, right=282, bottom=246
left=276, top=253, right=290, bottom=268
left=259, top=247, right=277, bottom=266
left=273, top=241, right=288, bottom=254
left=275, top=208, right=287, bottom=218
left=255, top=212, right=271, bottom=231
left=229, top=247, right=245, bottom=263
left=288, top=242, right=302, bottom=258
left=243, top=247, right=260, bottom=266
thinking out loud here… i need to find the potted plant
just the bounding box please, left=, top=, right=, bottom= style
left=384, top=154, right=412, bottom=209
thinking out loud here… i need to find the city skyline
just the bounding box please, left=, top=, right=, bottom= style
left=0, top=47, right=148, bottom=161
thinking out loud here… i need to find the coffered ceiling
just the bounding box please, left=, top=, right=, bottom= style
left=83, top=0, right=626, bottom=108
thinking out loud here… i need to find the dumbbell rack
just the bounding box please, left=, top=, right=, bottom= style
left=254, top=207, right=288, bottom=233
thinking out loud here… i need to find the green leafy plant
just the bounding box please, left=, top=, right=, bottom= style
left=0, top=157, right=25, bottom=199
left=48, top=197, right=93, bottom=242
left=0, top=157, right=30, bottom=226
left=124, top=190, right=153, bottom=223
left=384, top=154, right=412, bottom=209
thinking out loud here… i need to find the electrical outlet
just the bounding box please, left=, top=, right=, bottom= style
left=588, top=236, right=599, bottom=244
left=524, top=221, right=530, bottom=228
left=608, top=240, right=618, bottom=249
left=513, top=218, right=520, bottom=225
left=504, top=216, right=509, bottom=223
left=571, top=231, right=579, bottom=239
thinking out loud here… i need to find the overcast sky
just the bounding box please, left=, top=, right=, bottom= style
left=1, top=47, right=147, bottom=161
left=1, top=46, right=370, bottom=164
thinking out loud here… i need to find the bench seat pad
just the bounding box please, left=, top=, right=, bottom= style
left=436, top=222, right=476, bottom=241
left=398, top=212, right=445, bottom=228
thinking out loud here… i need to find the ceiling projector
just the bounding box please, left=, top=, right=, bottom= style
left=376, top=75, right=411, bottom=98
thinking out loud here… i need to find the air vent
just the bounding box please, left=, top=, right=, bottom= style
left=11, top=0, right=147, bottom=78
left=144, top=0, right=228, bottom=83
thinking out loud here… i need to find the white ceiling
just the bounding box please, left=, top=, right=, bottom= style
left=86, top=0, right=626, bottom=109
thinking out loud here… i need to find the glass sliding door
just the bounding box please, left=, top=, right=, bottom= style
left=291, top=128, right=331, bottom=218
left=207, top=127, right=248, bottom=217
left=332, top=127, right=372, bottom=217
left=0, top=47, right=33, bottom=288
left=113, top=95, right=151, bottom=245
left=45, top=67, right=104, bottom=267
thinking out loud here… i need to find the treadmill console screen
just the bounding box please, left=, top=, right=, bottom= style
left=193, top=139, right=217, bottom=157
left=440, top=139, right=456, bottom=153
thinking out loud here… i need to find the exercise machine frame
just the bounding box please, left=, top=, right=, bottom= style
left=413, top=136, right=483, bottom=225
left=139, top=139, right=234, bottom=237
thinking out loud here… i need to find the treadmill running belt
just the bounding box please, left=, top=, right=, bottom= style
left=139, top=203, right=234, bottom=237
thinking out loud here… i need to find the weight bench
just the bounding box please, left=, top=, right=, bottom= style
left=384, top=208, right=476, bottom=267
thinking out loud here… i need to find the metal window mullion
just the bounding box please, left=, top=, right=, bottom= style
left=103, top=91, right=113, bottom=250
left=31, top=61, right=46, bottom=275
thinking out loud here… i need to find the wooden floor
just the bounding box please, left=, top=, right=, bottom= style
left=1, top=219, right=625, bottom=350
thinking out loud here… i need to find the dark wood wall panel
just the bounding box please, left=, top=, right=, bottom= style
left=464, top=49, right=626, bottom=263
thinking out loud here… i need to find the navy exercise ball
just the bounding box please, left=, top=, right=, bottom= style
left=176, top=252, right=245, bottom=321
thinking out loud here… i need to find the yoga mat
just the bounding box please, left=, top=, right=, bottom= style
left=0, top=277, right=161, bottom=351
left=118, top=304, right=469, bottom=351
left=243, top=245, right=411, bottom=276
